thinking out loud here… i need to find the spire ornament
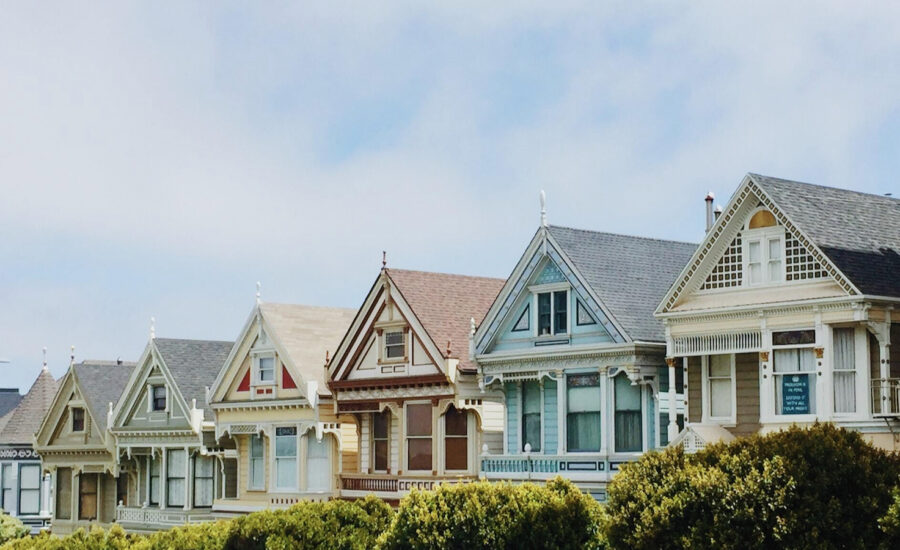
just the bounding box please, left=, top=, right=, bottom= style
left=42, top=347, right=47, bottom=372
left=150, top=317, right=156, bottom=340
left=256, top=282, right=261, bottom=305
left=540, top=190, right=547, bottom=227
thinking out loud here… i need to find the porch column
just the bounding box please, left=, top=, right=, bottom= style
left=666, top=358, right=679, bottom=442
left=682, top=357, right=689, bottom=424
left=159, top=449, right=166, bottom=509
left=556, top=370, right=565, bottom=454
left=40, top=471, right=51, bottom=516
left=183, top=447, right=191, bottom=511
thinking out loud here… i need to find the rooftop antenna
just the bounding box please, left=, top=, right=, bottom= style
left=256, top=281, right=261, bottom=305
left=150, top=316, right=156, bottom=340
left=382, top=250, right=387, bottom=269
left=540, top=190, right=547, bottom=227
left=42, top=347, right=48, bottom=372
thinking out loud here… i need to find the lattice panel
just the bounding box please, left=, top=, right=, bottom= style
left=700, top=233, right=743, bottom=290
left=785, top=234, right=828, bottom=281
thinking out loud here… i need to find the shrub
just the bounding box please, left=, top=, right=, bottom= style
left=133, top=521, right=230, bottom=550
left=0, top=514, right=27, bottom=545
left=605, top=424, right=900, bottom=550
left=880, top=487, right=900, bottom=548
left=378, top=478, right=606, bottom=550
left=1, top=525, right=134, bottom=550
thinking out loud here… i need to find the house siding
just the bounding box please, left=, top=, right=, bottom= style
left=688, top=357, right=701, bottom=422
left=728, top=352, right=760, bottom=437
left=543, top=379, right=558, bottom=454
left=504, top=382, right=518, bottom=453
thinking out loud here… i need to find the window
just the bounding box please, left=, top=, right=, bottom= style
left=78, top=473, right=97, bottom=520
left=193, top=456, right=214, bottom=508
left=384, top=331, right=405, bottom=360
left=149, top=456, right=160, bottom=505
left=306, top=437, right=331, bottom=492
left=406, top=404, right=432, bottom=471
left=373, top=411, right=390, bottom=472
left=72, top=407, right=85, bottom=432
left=257, top=356, right=275, bottom=383
left=19, top=464, right=41, bottom=515
left=833, top=328, right=856, bottom=414
left=537, top=291, right=569, bottom=336
left=521, top=381, right=541, bottom=452
left=707, top=355, right=734, bottom=420
left=658, top=413, right=684, bottom=447
left=773, top=330, right=817, bottom=415
left=745, top=233, right=783, bottom=285
left=249, top=434, right=265, bottom=489
left=152, top=385, right=166, bottom=411
left=444, top=406, right=468, bottom=470
left=56, top=468, right=71, bottom=519
left=614, top=374, right=642, bottom=452
left=166, top=449, right=186, bottom=507
left=567, top=374, right=601, bottom=452
left=0, top=464, right=10, bottom=511
left=275, top=427, right=297, bottom=490
left=576, top=300, right=596, bottom=326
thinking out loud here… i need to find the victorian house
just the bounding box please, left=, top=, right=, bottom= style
left=207, top=301, right=355, bottom=514
left=0, top=363, right=58, bottom=532
left=109, top=337, right=232, bottom=532
left=473, top=219, right=696, bottom=500
left=327, top=268, right=506, bottom=503
left=34, top=360, right=135, bottom=534
left=657, top=174, right=900, bottom=452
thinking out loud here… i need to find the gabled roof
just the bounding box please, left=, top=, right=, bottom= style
left=258, top=302, right=357, bottom=394
left=72, top=361, right=136, bottom=432
left=386, top=269, right=505, bottom=371
left=153, top=338, right=233, bottom=416
left=547, top=226, right=697, bottom=342
left=750, top=173, right=900, bottom=298
left=0, top=389, right=22, bottom=419
left=0, top=369, right=59, bottom=445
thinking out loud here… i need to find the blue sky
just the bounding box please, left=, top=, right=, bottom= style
left=2, top=2, right=900, bottom=390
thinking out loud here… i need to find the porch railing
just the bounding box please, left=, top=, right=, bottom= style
left=339, top=474, right=472, bottom=496
left=116, top=506, right=214, bottom=528
left=340, top=474, right=398, bottom=493
left=872, top=378, right=900, bottom=417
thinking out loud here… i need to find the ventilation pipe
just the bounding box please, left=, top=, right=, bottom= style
left=714, top=204, right=723, bottom=222
left=705, top=192, right=715, bottom=231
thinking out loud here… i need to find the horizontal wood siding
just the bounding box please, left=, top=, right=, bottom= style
left=543, top=379, right=558, bottom=454
left=728, top=352, right=760, bottom=437
left=688, top=357, right=701, bottom=423
left=505, top=382, right=518, bottom=453
left=481, top=401, right=504, bottom=454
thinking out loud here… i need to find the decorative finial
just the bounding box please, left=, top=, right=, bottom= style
left=70, top=345, right=75, bottom=367
left=470, top=317, right=476, bottom=336
left=42, top=347, right=47, bottom=372
left=540, top=190, right=547, bottom=227
left=256, top=282, right=261, bottom=305
left=382, top=251, right=387, bottom=269
left=150, top=316, right=156, bottom=340
left=446, top=340, right=452, bottom=356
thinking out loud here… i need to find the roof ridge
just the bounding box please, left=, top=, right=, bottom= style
left=385, top=267, right=505, bottom=283
left=153, top=337, right=235, bottom=345
left=749, top=173, right=900, bottom=203
left=547, top=224, right=698, bottom=247
left=262, top=302, right=356, bottom=311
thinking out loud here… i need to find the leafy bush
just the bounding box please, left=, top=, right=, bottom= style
left=379, top=478, right=606, bottom=550
left=0, top=514, right=27, bottom=545
left=133, top=521, right=230, bottom=550
left=605, top=424, right=900, bottom=550
left=1, top=525, right=134, bottom=550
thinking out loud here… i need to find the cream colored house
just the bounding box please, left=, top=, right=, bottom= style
left=656, top=174, right=900, bottom=452
left=327, top=268, right=506, bottom=502
left=34, top=361, right=134, bottom=534
left=207, top=302, right=356, bottom=514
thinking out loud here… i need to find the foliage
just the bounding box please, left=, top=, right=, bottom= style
left=378, top=478, right=606, bottom=550
left=1, top=525, right=134, bottom=550
left=878, top=487, right=900, bottom=549
left=0, top=514, right=28, bottom=545
left=605, top=424, right=900, bottom=550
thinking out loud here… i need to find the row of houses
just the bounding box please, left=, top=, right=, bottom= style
left=4, top=173, right=899, bottom=534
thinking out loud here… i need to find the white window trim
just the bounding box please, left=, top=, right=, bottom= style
left=371, top=411, right=391, bottom=474
left=765, top=330, right=819, bottom=423
left=441, top=408, right=473, bottom=474
left=563, top=370, right=606, bottom=455
left=252, top=351, right=276, bottom=386
left=742, top=225, right=786, bottom=288
left=610, top=373, right=647, bottom=455
left=270, top=424, right=299, bottom=493
left=148, top=384, right=168, bottom=413
left=829, top=325, right=869, bottom=420
left=518, top=380, right=543, bottom=453
left=530, top=283, right=571, bottom=338
left=403, top=400, right=433, bottom=473
left=381, top=328, right=407, bottom=364
left=248, top=433, right=265, bottom=491
left=701, top=354, right=737, bottom=426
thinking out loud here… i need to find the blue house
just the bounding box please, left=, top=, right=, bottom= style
left=473, top=219, right=695, bottom=499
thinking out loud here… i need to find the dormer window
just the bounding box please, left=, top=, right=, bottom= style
left=151, top=385, right=166, bottom=411
left=537, top=290, right=568, bottom=336
left=743, top=208, right=784, bottom=286
left=384, top=330, right=405, bottom=360
left=72, top=407, right=84, bottom=432
left=256, top=355, right=275, bottom=383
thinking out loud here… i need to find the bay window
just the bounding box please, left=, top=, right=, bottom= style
left=373, top=411, right=390, bottom=472
left=444, top=406, right=468, bottom=470
left=773, top=330, right=817, bottom=415
left=521, top=381, right=541, bottom=452
left=406, top=404, right=432, bottom=471
left=275, top=427, right=298, bottom=490
left=833, top=327, right=856, bottom=414
left=566, top=374, right=601, bottom=452
left=249, top=434, right=265, bottom=489
left=166, top=449, right=186, bottom=507
left=614, top=374, right=642, bottom=452
left=193, top=455, right=214, bottom=507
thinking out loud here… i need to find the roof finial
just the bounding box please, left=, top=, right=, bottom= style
left=382, top=250, right=387, bottom=269
left=70, top=345, right=75, bottom=367
left=256, top=281, right=261, bottom=305
left=540, top=190, right=547, bottom=227
left=150, top=316, right=156, bottom=340
left=446, top=340, right=452, bottom=356
left=470, top=317, right=476, bottom=336
left=42, top=347, right=47, bottom=372
left=324, top=350, right=330, bottom=366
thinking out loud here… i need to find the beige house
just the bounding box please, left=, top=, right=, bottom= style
left=657, top=174, right=900, bottom=452
left=34, top=361, right=135, bottom=534
left=207, top=301, right=356, bottom=514
left=328, top=268, right=506, bottom=502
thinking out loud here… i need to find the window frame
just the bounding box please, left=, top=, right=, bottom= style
left=565, top=372, right=603, bottom=454
left=372, top=410, right=391, bottom=473
left=520, top=380, right=542, bottom=452
left=404, top=401, right=433, bottom=472
left=273, top=425, right=298, bottom=492
left=530, top=283, right=571, bottom=338
left=71, top=407, right=85, bottom=432
left=165, top=449, right=187, bottom=508
left=253, top=352, right=276, bottom=386
left=831, top=325, right=867, bottom=419
left=768, top=329, right=819, bottom=422
left=383, top=329, right=406, bottom=362
left=443, top=406, right=469, bottom=472
left=192, top=455, right=215, bottom=508
left=249, top=433, right=265, bottom=490
left=612, top=373, right=645, bottom=454
left=17, top=463, right=41, bottom=516
left=701, top=354, right=737, bottom=425
left=77, top=472, right=97, bottom=521
left=742, top=224, right=785, bottom=287
left=151, top=385, right=167, bottom=412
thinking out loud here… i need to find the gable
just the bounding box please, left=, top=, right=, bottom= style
left=660, top=177, right=854, bottom=314
left=112, top=345, right=192, bottom=432
left=36, top=372, right=105, bottom=449
left=476, top=231, right=625, bottom=356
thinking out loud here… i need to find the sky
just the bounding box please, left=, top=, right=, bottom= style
left=2, top=2, right=900, bottom=390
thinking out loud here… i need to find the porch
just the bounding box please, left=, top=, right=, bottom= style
left=872, top=379, right=900, bottom=417
left=479, top=453, right=614, bottom=483
left=115, top=505, right=214, bottom=532
left=338, top=473, right=474, bottom=500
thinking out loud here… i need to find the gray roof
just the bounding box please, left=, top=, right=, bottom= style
left=73, top=361, right=136, bottom=432
left=153, top=338, right=233, bottom=419
left=548, top=225, right=697, bottom=342
left=751, top=174, right=900, bottom=298
left=0, top=369, right=59, bottom=445
left=0, top=389, right=22, bottom=418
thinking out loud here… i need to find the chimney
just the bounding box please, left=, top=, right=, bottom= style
left=714, top=204, right=723, bottom=222
left=705, top=192, right=715, bottom=231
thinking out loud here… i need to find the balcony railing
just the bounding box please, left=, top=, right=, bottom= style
left=480, top=453, right=611, bottom=481
left=872, top=378, right=900, bottom=417
left=116, top=506, right=215, bottom=530
left=338, top=474, right=472, bottom=497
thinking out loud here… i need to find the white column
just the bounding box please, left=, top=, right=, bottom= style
left=159, top=450, right=166, bottom=509
left=667, top=358, right=679, bottom=442
left=40, top=472, right=51, bottom=516
left=183, top=447, right=191, bottom=511
left=682, top=357, right=689, bottom=424
left=71, top=470, right=78, bottom=521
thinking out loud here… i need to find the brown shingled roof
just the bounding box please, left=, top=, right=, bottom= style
left=385, top=269, right=505, bottom=372
left=0, top=368, right=60, bottom=445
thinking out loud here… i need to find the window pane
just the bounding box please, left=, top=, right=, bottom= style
left=768, top=259, right=783, bottom=282
left=538, top=293, right=551, bottom=335
left=567, top=412, right=601, bottom=452
left=194, top=479, right=213, bottom=507
left=554, top=291, right=567, bottom=334
left=834, top=372, right=856, bottom=413
left=167, top=479, right=185, bottom=507
left=522, top=381, right=542, bottom=414
left=406, top=404, right=432, bottom=436
left=56, top=468, right=72, bottom=520
left=777, top=373, right=815, bottom=414
left=614, top=411, right=642, bottom=452
left=567, top=376, right=601, bottom=413
left=374, top=440, right=388, bottom=471
left=523, top=413, right=541, bottom=451
left=710, top=379, right=732, bottom=417
left=614, top=375, right=641, bottom=412
left=150, top=477, right=160, bottom=504
left=768, top=237, right=782, bottom=259
left=250, top=434, right=264, bottom=458
left=20, top=490, right=39, bottom=515
left=445, top=438, right=467, bottom=470
left=385, top=331, right=405, bottom=358
left=167, top=450, right=186, bottom=473
left=407, top=439, right=432, bottom=471
left=445, top=407, right=467, bottom=436
left=276, top=433, right=297, bottom=457
left=20, top=465, right=40, bottom=488
left=773, top=349, right=798, bottom=373
left=748, top=241, right=761, bottom=262
left=749, top=263, right=761, bottom=284
left=276, top=458, right=297, bottom=489
left=250, top=459, right=264, bottom=488
left=709, top=355, right=731, bottom=377
left=374, top=411, right=390, bottom=438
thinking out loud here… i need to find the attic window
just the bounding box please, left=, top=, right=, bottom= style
left=537, top=291, right=568, bottom=336
left=385, top=331, right=405, bottom=360
left=72, top=407, right=85, bottom=432
left=256, top=355, right=275, bottom=384
left=152, top=385, right=167, bottom=411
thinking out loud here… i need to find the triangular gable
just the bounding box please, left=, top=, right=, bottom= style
left=657, top=174, right=859, bottom=314
left=329, top=270, right=448, bottom=384
left=111, top=341, right=192, bottom=431
left=475, top=228, right=627, bottom=355
left=35, top=370, right=105, bottom=448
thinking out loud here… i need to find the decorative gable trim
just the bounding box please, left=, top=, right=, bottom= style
left=282, top=366, right=297, bottom=389
left=236, top=371, right=250, bottom=392
left=656, top=174, right=860, bottom=314
left=110, top=341, right=192, bottom=432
